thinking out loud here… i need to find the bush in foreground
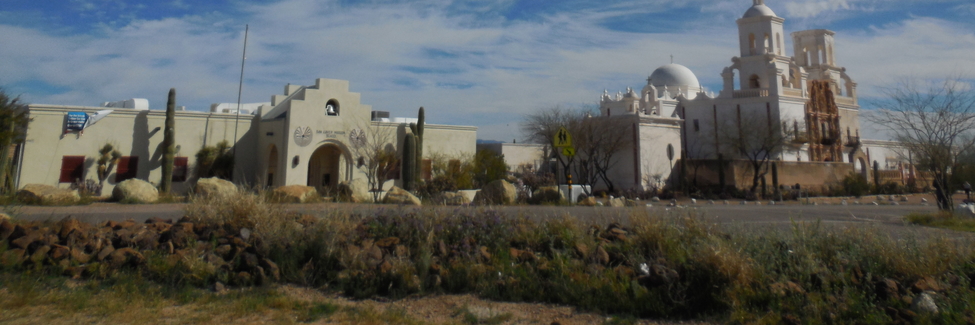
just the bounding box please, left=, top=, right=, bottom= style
left=3, top=192, right=975, bottom=323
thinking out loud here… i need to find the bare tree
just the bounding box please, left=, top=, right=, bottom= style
left=868, top=77, right=975, bottom=211
left=716, top=113, right=793, bottom=198
left=522, top=106, right=580, bottom=185
left=350, top=121, right=399, bottom=203
left=522, top=106, right=631, bottom=195
left=575, top=113, right=631, bottom=194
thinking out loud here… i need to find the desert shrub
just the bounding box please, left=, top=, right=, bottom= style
left=194, top=140, right=234, bottom=180
left=840, top=172, right=870, bottom=198
left=472, top=149, right=508, bottom=188
left=7, top=192, right=975, bottom=323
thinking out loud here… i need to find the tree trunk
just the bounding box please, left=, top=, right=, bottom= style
left=0, top=144, right=11, bottom=195
left=934, top=172, right=952, bottom=211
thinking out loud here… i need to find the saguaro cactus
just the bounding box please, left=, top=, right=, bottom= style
left=402, top=133, right=417, bottom=191
left=409, top=107, right=425, bottom=181
left=160, top=88, right=176, bottom=194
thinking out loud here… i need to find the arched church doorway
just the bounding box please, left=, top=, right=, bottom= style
left=856, top=157, right=868, bottom=179
left=307, top=144, right=345, bottom=194
left=267, top=145, right=278, bottom=187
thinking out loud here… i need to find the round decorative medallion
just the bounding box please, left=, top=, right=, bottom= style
left=349, top=129, right=366, bottom=148
left=294, top=126, right=313, bottom=147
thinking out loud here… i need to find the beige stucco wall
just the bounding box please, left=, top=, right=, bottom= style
left=21, top=105, right=257, bottom=194
left=21, top=78, right=477, bottom=199
left=477, top=143, right=545, bottom=173
left=255, top=78, right=476, bottom=193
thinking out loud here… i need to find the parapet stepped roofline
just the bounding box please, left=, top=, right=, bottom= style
left=263, top=78, right=360, bottom=120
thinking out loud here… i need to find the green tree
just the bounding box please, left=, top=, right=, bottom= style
left=0, top=89, right=30, bottom=194
left=473, top=149, right=508, bottom=187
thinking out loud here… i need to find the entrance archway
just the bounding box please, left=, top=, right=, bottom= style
left=307, top=143, right=348, bottom=194
left=856, top=157, right=868, bottom=179
left=267, top=145, right=278, bottom=187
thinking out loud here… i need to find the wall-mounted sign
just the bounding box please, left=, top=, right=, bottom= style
left=65, top=112, right=89, bottom=133
left=64, top=110, right=113, bottom=135
left=315, top=130, right=346, bottom=139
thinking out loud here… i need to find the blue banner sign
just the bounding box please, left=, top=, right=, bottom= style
left=65, top=112, right=89, bottom=132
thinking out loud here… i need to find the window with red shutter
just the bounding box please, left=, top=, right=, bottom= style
left=422, top=159, right=432, bottom=180
left=172, top=157, right=188, bottom=182
left=59, top=156, right=86, bottom=183
left=115, top=156, right=139, bottom=182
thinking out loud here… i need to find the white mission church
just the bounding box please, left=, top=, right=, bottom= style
left=589, top=0, right=913, bottom=192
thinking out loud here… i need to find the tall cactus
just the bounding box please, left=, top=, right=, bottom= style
left=402, top=133, right=417, bottom=191
left=160, top=88, right=176, bottom=194
left=409, top=107, right=425, bottom=181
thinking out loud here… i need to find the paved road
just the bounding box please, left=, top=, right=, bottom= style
left=7, top=201, right=968, bottom=240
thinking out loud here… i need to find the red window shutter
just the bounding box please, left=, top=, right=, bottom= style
left=59, top=156, right=86, bottom=183
left=422, top=159, right=432, bottom=180
left=115, top=156, right=139, bottom=182
left=172, top=157, right=188, bottom=182
left=388, top=161, right=401, bottom=180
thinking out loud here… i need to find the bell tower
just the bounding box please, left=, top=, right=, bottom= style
left=737, top=0, right=786, bottom=58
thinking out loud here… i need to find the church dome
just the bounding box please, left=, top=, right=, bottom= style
left=649, top=64, right=700, bottom=89
left=743, top=3, right=776, bottom=18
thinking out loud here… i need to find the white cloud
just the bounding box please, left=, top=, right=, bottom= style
left=2, top=0, right=972, bottom=141
left=783, top=0, right=851, bottom=18
left=837, top=17, right=975, bottom=98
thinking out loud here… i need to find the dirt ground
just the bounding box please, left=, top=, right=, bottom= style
left=281, top=286, right=710, bottom=325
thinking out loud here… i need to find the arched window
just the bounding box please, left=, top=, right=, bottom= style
left=776, top=33, right=782, bottom=55
left=749, top=75, right=761, bottom=89
left=748, top=34, right=756, bottom=54
left=325, top=99, right=339, bottom=116
left=828, top=45, right=834, bottom=65
left=818, top=45, right=825, bottom=65
left=764, top=34, right=771, bottom=53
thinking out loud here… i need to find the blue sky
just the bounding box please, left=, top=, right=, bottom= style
left=2, top=0, right=973, bottom=141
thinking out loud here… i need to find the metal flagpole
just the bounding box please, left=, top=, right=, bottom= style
left=232, top=24, right=249, bottom=157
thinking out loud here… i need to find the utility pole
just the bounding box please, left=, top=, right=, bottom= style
left=232, top=24, right=249, bottom=158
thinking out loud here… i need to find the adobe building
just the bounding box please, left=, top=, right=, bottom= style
left=16, top=78, right=476, bottom=197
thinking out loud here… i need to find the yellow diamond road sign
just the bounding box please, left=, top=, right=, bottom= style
left=554, top=127, right=572, bottom=148
left=561, top=147, right=576, bottom=157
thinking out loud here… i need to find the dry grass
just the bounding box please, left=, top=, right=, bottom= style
left=5, top=191, right=975, bottom=323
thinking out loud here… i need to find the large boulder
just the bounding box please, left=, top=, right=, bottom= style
left=528, top=186, right=563, bottom=205
left=17, top=184, right=80, bottom=205
left=337, top=179, right=372, bottom=203
left=578, top=196, right=598, bottom=206
left=270, top=185, right=320, bottom=203
left=112, top=179, right=158, bottom=203
left=383, top=186, right=421, bottom=206
left=194, top=177, right=237, bottom=199
left=438, top=191, right=471, bottom=205
left=457, top=190, right=480, bottom=203
left=608, top=197, right=625, bottom=207
left=473, top=180, right=518, bottom=205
